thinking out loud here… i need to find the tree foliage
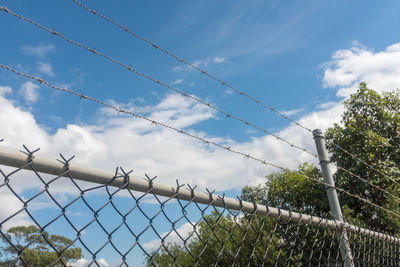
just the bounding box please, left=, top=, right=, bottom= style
left=325, top=82, right=400, bottom=234
left=0, top=225, right=82, bottom=267
left=242, top=163, right=329, bottom=217
left=147, top=211, right=280, bottom=266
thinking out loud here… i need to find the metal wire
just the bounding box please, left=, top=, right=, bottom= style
left=1, top=64, right=399, bottom=223
left=69, top=0, right=312, bottom=133
left=0, top=145, right=399, bottom=266
left=0, top=5, right=317, bottom=160
left=68, top=0, right=400, bottom=189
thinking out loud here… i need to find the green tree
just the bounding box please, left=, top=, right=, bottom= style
left=242, top=163, right=329, bottom=217
left=0, top=225, right=82, bottom=267
left=325, top=82, right=400, bottom=234
left=147, top=211, right=280, bottom=266
left=242, top=163, right=342, bottom=265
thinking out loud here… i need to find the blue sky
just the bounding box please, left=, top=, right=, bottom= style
left=1, top=0, right=399, bottom=139
left=1, top=0, right=400, bottom=265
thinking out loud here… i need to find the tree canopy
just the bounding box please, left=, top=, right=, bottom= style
left=325, top=82, right=400, bottom=234
left=0, top=225, right=82, bottom=267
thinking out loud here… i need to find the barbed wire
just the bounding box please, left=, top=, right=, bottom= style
left=68, top=0, right=400, bottom=189
left=1, top=63, right=399, bottom=222
left=0, top=5, right=318, bottom=161
left=69, top=0, right=312, bottom=133
left=3, top=5, right=399, bottom=200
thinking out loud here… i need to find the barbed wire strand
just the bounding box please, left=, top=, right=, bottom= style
left=69, top=0, right=312, bottom=132
left=1, top=5, right=399, bottom=203
left=69, top=0, right=400, bottom=187
left=1, top=63, right=399, bottom=222
left=0, top=5, right=317, bottom=161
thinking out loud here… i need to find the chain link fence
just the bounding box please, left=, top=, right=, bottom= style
left=0, top=145, right=399, bottom=266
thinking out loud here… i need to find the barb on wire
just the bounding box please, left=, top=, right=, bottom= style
left=68, top=0, right=400, bottom=189
left=1, top=63, right=399, bottom=222
left=0, top=5, right=317, bottom=160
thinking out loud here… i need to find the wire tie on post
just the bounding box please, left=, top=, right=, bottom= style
left=277, top=207, right=282, bottom=220
left=120, top=167, right=133, bottom=188
left=108, top=167, right=120, bottom=185
left=236, top=196, right=243, bottom=210
left=57, top=153, right=75, bottom=171
left=218, top=193, right=226, bottom=208
left=175, top=179, right=184, bottom=194
left=206, top=188, right=215, bottom=203
left=20, top=145, right=40, bottom=163
left=187, top=184, right=197, bottom=200
left=252, top=201, right=257, bottom=214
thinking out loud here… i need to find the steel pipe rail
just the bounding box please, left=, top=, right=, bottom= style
left=0, top=144, right=398, bottom=244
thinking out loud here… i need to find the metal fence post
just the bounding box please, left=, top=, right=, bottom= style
left=313, top=129, right=355, bottom=267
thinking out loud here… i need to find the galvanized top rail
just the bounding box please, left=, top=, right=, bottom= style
left=0, top=145, right=398, bottom=244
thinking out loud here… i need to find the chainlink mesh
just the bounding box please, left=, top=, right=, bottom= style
left=0, top=146, right=399, bottom=266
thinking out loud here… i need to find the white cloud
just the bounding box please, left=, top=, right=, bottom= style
left=74, top=258, right=109, bottom=267
left=0, top=190, right=32, bottom=229
left=172, top=66, right=183, bottom=72
left=174, top=57, right=228, bottom=73
left=142, top=222, right=197, bottom=251
left=224, top=89, right=234, bottom=96
left=323, top=41, right=400, bottom=97
left=212, top=56, right=227, bottom=63
left=36, top=61, right=54, bottom=76
left=192, top=60, right=205, bottom=68
left=21, top=44, right=55, bottom=57
left=0, top=85, right=12, bottom=95
left=0, top=86, right=315, bottom=192
left=173, top=78, right=184, bottom=85
left=19, top=81, right=40, bottom=103
left=0, top=87, right=49, bottom=147
left=192, top=57, right=227, bottom=68
left=281, top=108, right=303, bottom=116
